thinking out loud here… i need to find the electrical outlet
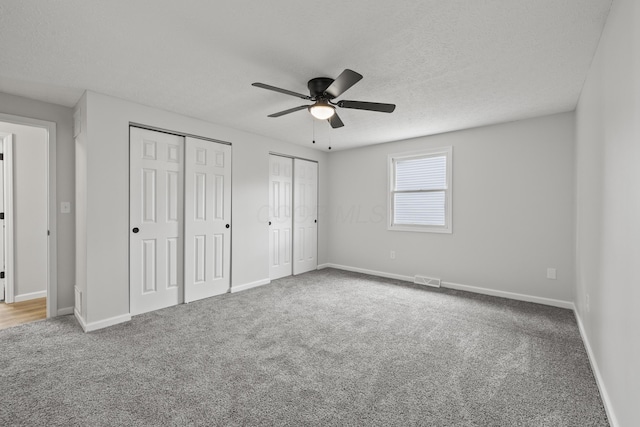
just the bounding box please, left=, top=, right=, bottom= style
left=390, top=250, right=396, bottom=260
left=546, top=268, right=557, bottom=280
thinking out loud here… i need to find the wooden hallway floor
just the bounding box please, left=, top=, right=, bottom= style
left=0, top=298, right=46, bottom=330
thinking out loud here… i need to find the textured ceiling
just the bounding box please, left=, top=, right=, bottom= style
left=0, top=0, right=611, bottom=151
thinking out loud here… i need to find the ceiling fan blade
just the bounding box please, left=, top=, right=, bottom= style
left=324, top=69, right=363, bottom=98
left=327, top=112, right=344, bottom=128
left=268, top=105, right=310, bottom=118
left=252, top=82, right=311, bottom=100
left=338, top=100, right=396, bottom=113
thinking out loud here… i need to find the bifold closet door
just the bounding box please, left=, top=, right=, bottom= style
left=130, top=127, right=184, bottom=315
left=184, top=137, right=231, bottom=302
left=269, top=155, right=293, bottom=280
left=293, top=158, right=318, bottom=275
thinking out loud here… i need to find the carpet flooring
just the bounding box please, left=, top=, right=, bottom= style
left=0, top=268, right=608, bottom=426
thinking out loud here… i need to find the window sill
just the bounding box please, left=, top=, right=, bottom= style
left=388, top=224, right=452, bottom=234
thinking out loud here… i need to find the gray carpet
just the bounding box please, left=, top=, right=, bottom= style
left=1, top=268, right=608, bottom=426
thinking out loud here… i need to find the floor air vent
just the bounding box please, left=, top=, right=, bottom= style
left=414, top=275, right=441, bottom=288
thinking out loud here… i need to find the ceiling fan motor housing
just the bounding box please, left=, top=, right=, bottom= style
left=307, top=77, right=334, bottom=98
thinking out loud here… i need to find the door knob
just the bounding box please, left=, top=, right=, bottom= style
left=132, top=227, right=139, bottom=233
left=225, top=224, right=230, bottom=229
left=269, top=221, right=272, bottom=226
left=314, top=219, right=317, bottom=223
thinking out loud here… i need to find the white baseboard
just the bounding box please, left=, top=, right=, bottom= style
left=74, top=309, right=88, bottom=331
left=317, top=263, right=331, bottom=270
left=325, top=264, right=572, bottom=309
left=231, top=278, right=270, bottom=294
left=324, top=263, right=414, bottom=283
left=441, top=281, right=573, bottom=309
left=75, top=310, right=131, bottom=333
left=57, top=307, right=74, bottom=316
left=14, top=290, right=47, bottom=302
left=574, top=308, right=619, bottom=427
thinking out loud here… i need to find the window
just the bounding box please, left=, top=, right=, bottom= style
left=388, top=147, right=452, bottom=233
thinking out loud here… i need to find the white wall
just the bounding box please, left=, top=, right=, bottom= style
left=78, top=91, right=328, bottom=325
left=575, top=0, right=640, bottom=425
left=0, top=93, right=75, bottom=311
left=327, top=112, right=575, bottom=304
left=0, top=122, right=47, bottom=298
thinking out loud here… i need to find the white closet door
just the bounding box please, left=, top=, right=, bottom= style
left=293, top=158, right=318, bottom=275
left=130, top=127, right=184, bottom=315
left=269, top=155, right=293, bottom=280
left=184, top=137, right=231, bottom=302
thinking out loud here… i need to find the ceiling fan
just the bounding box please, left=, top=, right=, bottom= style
left=252, top=69, right=396, bottom=128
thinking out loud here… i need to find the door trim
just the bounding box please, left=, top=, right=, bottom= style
left=0, top=132, right=14, bottom=303
left=269, top=152, right=318, bottom=164
left=130, top=123, right=232, bottom=146
left=0, top=113, right=57, bottom=319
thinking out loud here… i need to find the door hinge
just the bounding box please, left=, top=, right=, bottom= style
left=0, top=212, right=3, bottom=220
left=0, top=272, right=5, bottom=279
left=0, top=153, right=3, bottom=160
left=48, top=230, right=50, bottom=236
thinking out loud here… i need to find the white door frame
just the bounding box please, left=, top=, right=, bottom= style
left=0, top=132, right=14, bottom=303
left=0, top=114, right=57, bottom=318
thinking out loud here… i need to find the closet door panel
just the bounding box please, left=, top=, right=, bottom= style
left=130, top=127, right=184, bottom=315
left=293, top=159, right=318, bottom=275
left=184, top=137, right=231, bottom=302
left=269, top=155, right=293, bottom=280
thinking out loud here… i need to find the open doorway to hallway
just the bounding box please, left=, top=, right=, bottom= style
left=0, top=298, right=46, bottom=329
left=0, top=118, right=51, bottom=328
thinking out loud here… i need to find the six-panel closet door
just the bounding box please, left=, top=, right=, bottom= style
left=293, top=158, right=318, bottom=275
left=130, top=127, right=185, bottom=315
left=184, top=137, right=231, bottom=302
left=130, top=127, right=231, bottom=316
left=269, top=155, right=293, bottom=280
left=269, top=156, right=318, bottom=280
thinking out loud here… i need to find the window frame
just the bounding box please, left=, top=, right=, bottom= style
left=388, top=146, right=453, bottom=233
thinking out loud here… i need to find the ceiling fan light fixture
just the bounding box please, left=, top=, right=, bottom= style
left=309, top=102, right=335, bottom=120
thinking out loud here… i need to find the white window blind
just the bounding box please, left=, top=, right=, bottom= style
left=395, top=156, right=447, bottom=191
left=389, top=147, right=452, bottom=233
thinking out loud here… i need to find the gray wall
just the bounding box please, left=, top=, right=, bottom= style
left=78, top=91, right=328, bottom=325
left=326, top=112, right=575, bottom=303
left=0, top=93, right=75, bottom=311
left=575, top=0, right=640, bottom=425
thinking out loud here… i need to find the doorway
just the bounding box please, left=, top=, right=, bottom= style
left=0, top=114, right=57, bottom=322
left=269, top=154, right=318, bottom=280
